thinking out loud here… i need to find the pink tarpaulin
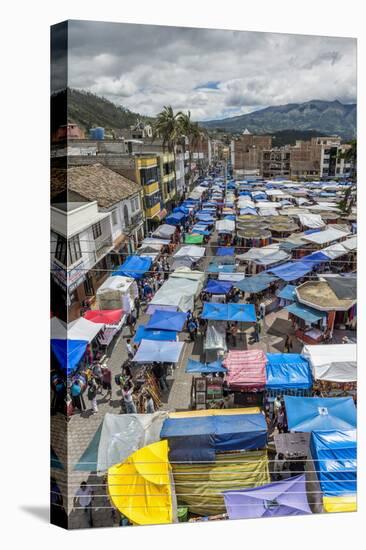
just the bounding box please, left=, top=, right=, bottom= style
left=224, top=350, right=267, bottom=391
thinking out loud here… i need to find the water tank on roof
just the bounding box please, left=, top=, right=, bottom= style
left=90, top=127, right=105, bottom=140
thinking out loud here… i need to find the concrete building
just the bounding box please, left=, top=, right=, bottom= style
left=261, top=149, right=291, bottom=179
left=231, top=132, right=272, bottom=176
left=51, top=201, right=114, bottom=321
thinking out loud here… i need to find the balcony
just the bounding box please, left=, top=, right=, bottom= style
left=145, top=202, right=161, bottom=219
left=127, top=211, right=144, bottom=230
left=94, top=234, right=113, bottom=261
left=144, top=181, right=160, bottom=195
left=138, top=157, right=158, bottom=169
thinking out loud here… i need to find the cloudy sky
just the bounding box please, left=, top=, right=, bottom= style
left=59, top=20, right=356, bottom=120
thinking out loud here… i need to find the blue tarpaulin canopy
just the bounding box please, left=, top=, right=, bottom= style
left=300, top=251, right=329, bottom=267
left=201, top=302, right=256, bottom=322
left=269, top=261, right=312, bottom=281
left=173, top=206, right=189, bottom=215
left=284, top=396, right=357, bottom=432
left=196, top=214, right=215, bottom=222
left=310, top=430, right=357, bottom=497
left=207, top=263, right=236, bottom=274
left=276, top=284, right=296, bottom=301
left=185, top=359, right=226, bottom=373
left=204, top=279, right=233, bottom=295
left=133, top=325, right=178, bottom=343
left=285, top=302, right=327, bottom=323
left=132, top=339, right=184, bottom=363
left=265, top=353, right=312, bottom=390
left=161, top=413, right=268, bottom=461
left=166, top=211, right=186, bottom=225
left=112, top=255, right=152, bottom=279
left=51, top=338, right=88, bottom=374
left=240, top=207, right=257, bottom=216
left=235, top=273, right=278, bottom=293
left=217, top=247, right=235, bottom=256
left=145, top=310, right=187, bottom=331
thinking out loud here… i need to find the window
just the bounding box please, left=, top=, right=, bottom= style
left=92, top=222, right=102, bottom=239
left=67, top=235, right=82, bottom=266
left=55, top=234, right=67, bottom=266
left=123, top=205, right=129, bottom=227
left=111, top=210, right=118, bottom=226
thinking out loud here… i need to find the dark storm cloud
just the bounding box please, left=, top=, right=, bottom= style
left=66, top=20, right=356, bottom=119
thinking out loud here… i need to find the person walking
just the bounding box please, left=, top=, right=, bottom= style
left=284, top=335, right=293, bottom=353
left=101, top=365, right=112, bottom=402
left=187, top=316, right=198, bottom=342
left=126, top=339, right=134, bottom=360
left=74, top=482, right=94, bottom=527
left=152, top=362, right=168, bottom=392
left=70, top=380, right=85, bottom=412
left=230, top=323, right=238, bottom=347
left=127, top=311, right=137, bottom=336
left=87, top=377, right=98, bottom=414
left=145, top=391, right=155, bottom=414
left=134, top=296, right=140, bottom=319
left=122, top=383, right=137, bottom=414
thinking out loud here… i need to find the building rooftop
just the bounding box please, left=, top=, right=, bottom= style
left=52, top=163, right=141, bottom=208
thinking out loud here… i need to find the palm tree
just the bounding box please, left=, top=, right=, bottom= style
left=153, top=106, right=183, bottom=201
left=179, top=111, right=206, bottom=188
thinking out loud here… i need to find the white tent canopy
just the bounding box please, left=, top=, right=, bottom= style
left=216, top=219, right=235, bottom=232
left=174, top=245, right=205, bottom=261
left=151, top=224, right=176, bottom=239
left=237, top=244, right=290, bottom=266
left=302, top=227, right=350, bottom=245
left=322, top=243, right=347, bottom=259
left=342, top=236, right=357, bottom=251
left=50, top=317, right=67, bottom=340
left=96, top=275, right=137, bottom=312
left=68, top=316, right=105, bottom=342
left=96, top=412, right=168, bottom=472
left=302, top=344, right=357, bottom=382
left=297, top=213, right=325, bottom=229
left=150, top=272, right=203, bottom=311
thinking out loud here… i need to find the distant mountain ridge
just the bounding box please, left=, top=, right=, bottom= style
left=200, top=100, right=356, bottom=139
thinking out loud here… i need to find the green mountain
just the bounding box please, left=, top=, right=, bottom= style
left=51, top=88, right=152, bottom=132
left=201, top=100, right=356, bottom=139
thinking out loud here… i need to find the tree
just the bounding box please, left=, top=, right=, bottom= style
left=152, top=106, right=183, bottom=200
left=179, top=111, right=207, bottom=185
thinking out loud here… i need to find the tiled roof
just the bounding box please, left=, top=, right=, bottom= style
left=52, top=163, right=141, bottom=207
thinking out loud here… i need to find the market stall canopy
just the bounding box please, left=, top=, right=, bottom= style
left=237, top=245, right=290, bottom=266
left=75, top=412, right=168, bottom=472
left=68, top=316, right=105, bottom=342
left=297, top=213, right=325, bottom=229
left=265, top=353, right=312, bottom=390
left=269, top=261, right=313, bottom=282
left=113, top=255, right=152, bottom=279
left=185, top=359, right=226, bottom=374
left=237, top=228, right=272, bottom=240
left=295, top=280, right=356, bottom=311
left=302, top=227, right=350, bottom=245
left=234, top=273, right=278, bottom=293
left=284, top=396, right=357, bottom=432
left=321, top=243, right=347, bottom=259
left=321, top=275, right=356, bottom=300
left=217, top=246, right=235, bottom=256
left=51, top=338, right=88, bottom=374
left=132, top=339, right=184, bottom=363
left=216, top=219, right=235, bottom=233
left=174, top=245, right=205, bottom=261
left=218, top=272, right=245, bottom=282
left=150, top=272, right=203, bottom=311
left=84, top=309, right=123, bottom=325
left=161, top=411, right=268, bottom=462
left=310, top=430, right=356, bottom=511
left=133, top=325, right=177, bottom=343
left=50, top=316, right=67, bottom=340
left=165, top=211, right=185, bottom=226
left=146, top=304, right=178, bottom=315
left=341, top=235, right=357, bottom=251
left=204, top=279, right=233, bottom=295
left=108, top=440, right=173, bottom=525
left=172, top=450, right=270, bottom=516
left=201, top=302, right=256, bottom=322
left=276, top=285, right=296, bottom=301
left=285, top=301, right=327, bottom=323
left=224, top=474, right=312, bottom=519
left=184, top=233, right=204, bottom=244
left=145, top=310, right=187, bottom=332
left=224, top=349, right=267, bottom=391
left=302, top=344, right=356, bottom=382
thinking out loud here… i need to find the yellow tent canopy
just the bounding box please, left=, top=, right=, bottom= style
left=172, top=449, right=270, bottom=516
left=169, top=407, right=261, bottom=418
left=108, top=440, right=174, bottom=525
left=323, top=495, right=357, bottom=513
